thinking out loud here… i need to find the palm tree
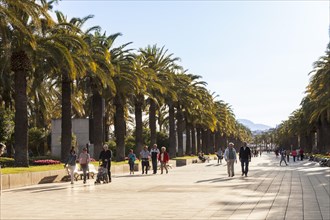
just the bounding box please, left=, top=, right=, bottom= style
left=1, top=0, right=54, bottom=166
left=139, top=45, right=181, bottom=147
left=81, top=30, right=117, bottom=158
left=110, top=43, right=137, bottom=161
left=52, top=12, right=96, bottom=160
left=307, top=45, right=330, bottom=153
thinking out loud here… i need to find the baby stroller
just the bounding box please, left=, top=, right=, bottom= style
left=95, top=161, right=109, bottom=184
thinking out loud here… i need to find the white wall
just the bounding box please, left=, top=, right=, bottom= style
left=51, top=119, right=90, bottom=158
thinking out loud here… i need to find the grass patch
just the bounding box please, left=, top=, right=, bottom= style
left=173, top=154, right=216, bottom=160
left=1, top=160, right=137, bottom=175
left=1, top=164, right=64, bottom=174
left=173, top=156, right=198, bottom=159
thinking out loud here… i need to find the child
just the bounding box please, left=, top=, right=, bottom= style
left=127, top=149, right=137, bottom=174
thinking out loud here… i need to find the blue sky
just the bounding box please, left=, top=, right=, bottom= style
left=53, top=1, right=329, bottom=127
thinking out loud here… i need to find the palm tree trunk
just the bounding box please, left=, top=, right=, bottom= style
left=196, top=127, right=201, bottom=153
left=61, top=72, right=72, bottom=161
left=185, top=122, right=191, bottom=155
left=191, top=125, right=196, bottom=155
left=300, top=132, right=313, bottom=153
left=215, top=131, right=220, bottom=150
left=219, top=134, right=227, bottom=148
left=114, top=93, right=126, bottom=161
left=12, top=51, right=29, bottom=167
left=168, top=102, right=176, bottom=158
left=202, top=129, right=206, bottom=153
left=104, top=110, right=110, bottom=142
left=205, top=129, right=211, bottom=154
left=149, top=99, right=157, bottom=146
left=176, top=104, right=184, bottom=156
left=317, top=114, right=330, bottom=153
left=209, top=131, right=215, bottom=153
left=92, top=90, right=104, bottom=158
left=135, top=95, right=144, bottom=155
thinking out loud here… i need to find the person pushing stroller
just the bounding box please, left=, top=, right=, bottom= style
left=99, top=144, right=112, bottom=182
left=95, top=161, right=109, bottom=184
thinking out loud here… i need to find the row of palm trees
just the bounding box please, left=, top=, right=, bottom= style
left=0, top=0, right=251, bottom=166
left=272, top=43, right=330, bottom=153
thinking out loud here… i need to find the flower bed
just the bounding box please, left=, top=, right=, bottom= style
left=32, top=159, right=61, bottom=165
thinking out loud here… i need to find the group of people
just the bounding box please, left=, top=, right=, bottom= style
left=278, top=146, right=304, bottom=166
left=221, top=142, right=252, bottom=178
left=64, top=143, right=170, bottom=184
left=129, top=144, right=170, bottom=175
left=64, top=144, right=112, bottom=184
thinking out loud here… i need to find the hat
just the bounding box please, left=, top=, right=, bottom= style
left=229, top=142, right=234, bottom=146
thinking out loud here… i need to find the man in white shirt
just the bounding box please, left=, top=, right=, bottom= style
left=224, top=142, right=237, bottom=177
left=140, top=146, right=151, bottom=174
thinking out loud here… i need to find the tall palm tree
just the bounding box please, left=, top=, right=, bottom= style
left=81, top=30, right=117, bottom=158
left=1, top=0, right=54, bottom=166
left=139, top=45, right=181, bottom=147
left=52, top=12, right=91, bottom=160
left=307, top=45, right=330, bottom=153
left=110, top=43, right=136, bottom=161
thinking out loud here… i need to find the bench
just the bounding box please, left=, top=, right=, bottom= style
left=66, top=164, right=98, bottom=181
left=157, top=163, right=173, bottom=170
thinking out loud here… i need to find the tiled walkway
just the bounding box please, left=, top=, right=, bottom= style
left=0, top=153, right=329, bottom=220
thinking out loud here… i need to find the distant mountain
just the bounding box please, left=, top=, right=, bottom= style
left=238, top=119, right=272, bottom=131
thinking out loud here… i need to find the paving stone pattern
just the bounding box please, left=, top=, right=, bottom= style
left=0, top=153, right=329, bottom=220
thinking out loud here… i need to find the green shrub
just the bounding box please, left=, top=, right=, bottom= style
left=28, top=127, right=47, bottom=156
left=0, top=157, right=15, bottom=167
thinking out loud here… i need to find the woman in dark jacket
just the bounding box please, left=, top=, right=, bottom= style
left=64, top=147, right=77, bottom=184
left=99, top=144, right=112, bottom=182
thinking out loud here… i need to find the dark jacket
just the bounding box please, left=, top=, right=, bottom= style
left=65, top=153, right=77, bottom=166
left=99, top=150, right=112, bottom=163
left=239, top=147, right=251, bottom=160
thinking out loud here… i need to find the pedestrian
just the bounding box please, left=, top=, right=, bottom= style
left=158, top=146, right=169, bottom=174
left=280, top=148, right=288, bottom=166
left=127, top=149, right=137, bottom=174
left=99, top=144, right=112, bottom=182
left=64, top=147, right=77, bottom=184
left=299, top=148, right=304, bottom=161
left=286, top=149, right=290, bottom=163
left=150, top=144, right=160, bottom=174
left=296, top=149, right=300, bottom=160
left=239, top=142, right=251, bottom=177
left=216, top=148, right=223, bottom=164
left=140, top=146, right=150, bottom=174
left=78, top=147, right=90, bottom=184
left=224, top=142, right=237, bottom=177
left=292, top=149, right=297, bottom=162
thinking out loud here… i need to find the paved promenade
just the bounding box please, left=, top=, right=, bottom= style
left=0, top=153, right=329, bottom=220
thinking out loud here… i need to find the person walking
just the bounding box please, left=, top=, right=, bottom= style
left=150, top=144, right=160, bottom=174
left=140, top=146, right=150, bottom=174
left=286, top=149, right=290, bottom=163
left=224, top=142, right=237, bottom=177
left=127, top=149, right=137, bottom=174
left=239, top=142, right=251, bottom=177
left=78, top=147, right=90, bottom=184
left=64, top=147, right=77, bottom=184
left=292, top=149, right=297, bottom=162
left=158, top=146, right=169, bottom=174
left=99, top=144, right=112, bottom=182
left=280, top=148, right=288, bottom=166
left=216, top=148, right=223, bottom=164
left=299, top=148, right=304, bottom=161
